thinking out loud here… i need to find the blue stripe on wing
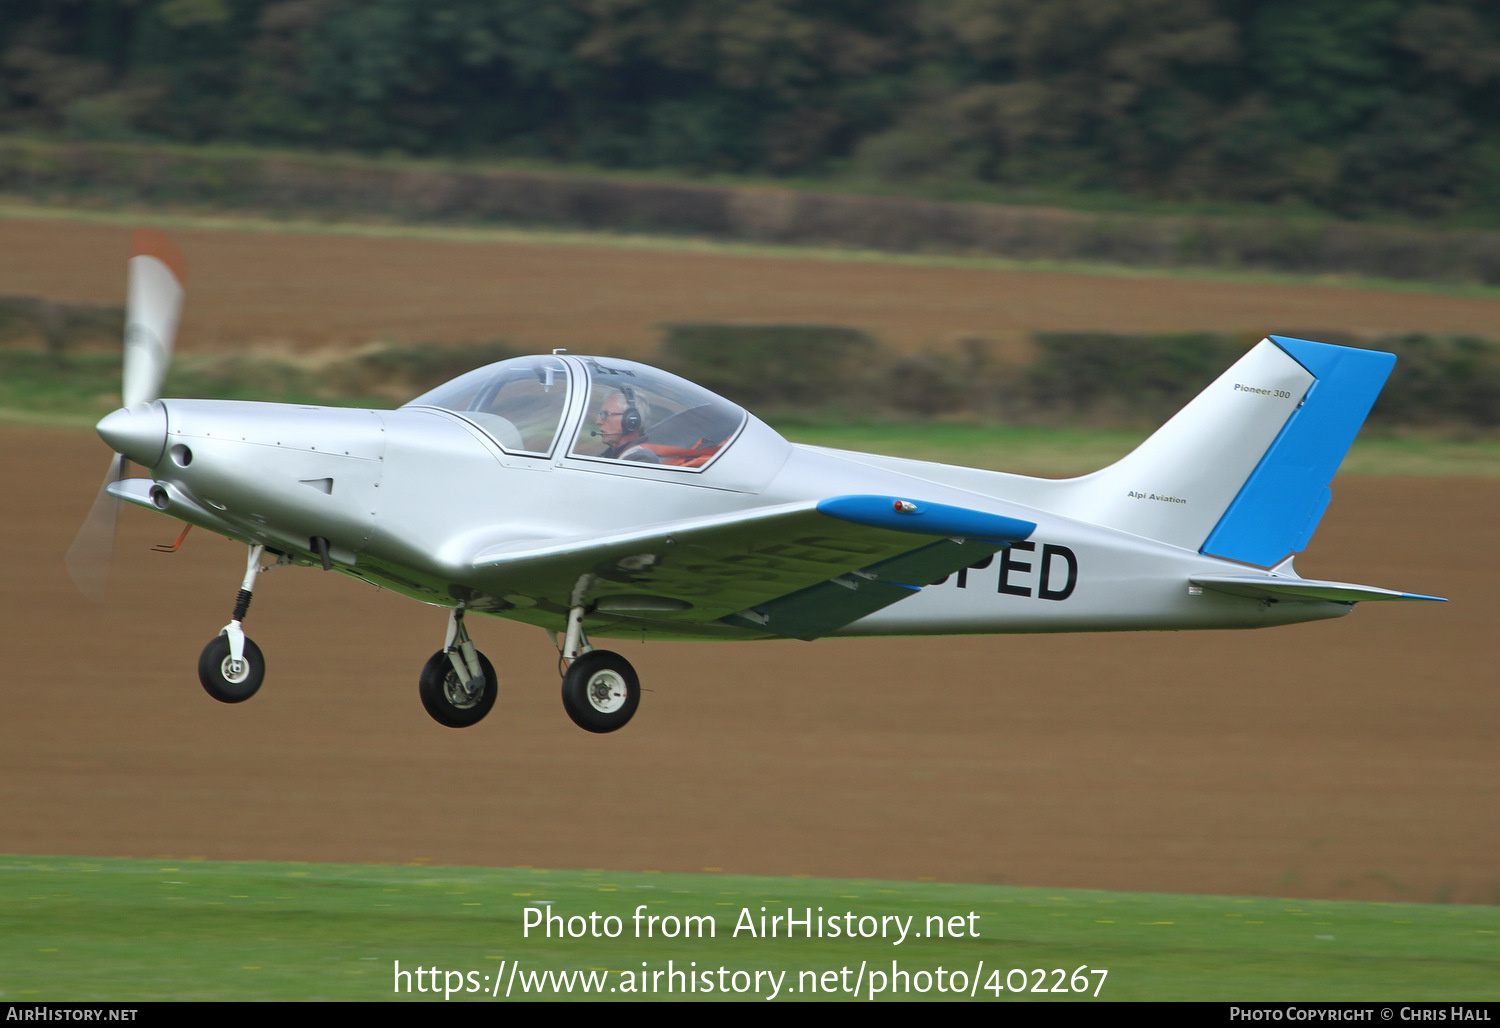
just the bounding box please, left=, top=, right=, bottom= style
left=817, top=495, right=1035, bottom=542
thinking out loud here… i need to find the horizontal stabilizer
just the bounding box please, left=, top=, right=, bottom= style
left=1190, top=574, right=1446, bottom=603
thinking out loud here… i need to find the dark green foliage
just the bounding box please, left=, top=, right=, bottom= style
left=1028, top=329, right=1500, bottom=429
left=164, top=353, right=327, bottom=406
left=884, top=353, right=968, bottom=417
left=661, top=323, right=1500, bottom=430
left=0, top=296, right=122, bottom=358
left=8, top=1, right=1500, bottom=221
left=15, top=139, right=1500, bottom=285
left=1027, top=331, right=1256, bottom=424
left=0, top=338, right=520, bottom=416
left=4, top=315, right=1497, bottom=433
left=349, top=340, right=520, bottom=396
left=656, top=323, right=877, bottom=408
left=1372, top=334, right=1500, bottom=426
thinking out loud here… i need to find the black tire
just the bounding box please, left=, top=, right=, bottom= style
left=419, top=649, right=497, bottom=728
left=561, top=650, right=640, bottom=733
left=198, top=635, right=265, bottom=703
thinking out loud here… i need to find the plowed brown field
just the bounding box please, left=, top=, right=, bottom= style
left=1, top=215, right=1496, bottom=903
left=8, top=216, right=1500, bottom=355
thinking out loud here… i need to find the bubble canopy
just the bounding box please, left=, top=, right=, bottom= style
left=405, top=355, right=748, bottom=469
left=405, top=355, right=572, bottom=456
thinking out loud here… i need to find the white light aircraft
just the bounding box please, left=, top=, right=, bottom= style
left=68, top=232, right=1444, bottom=733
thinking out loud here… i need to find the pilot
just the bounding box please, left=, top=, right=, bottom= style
left=595, top=386, right=660, bottom=462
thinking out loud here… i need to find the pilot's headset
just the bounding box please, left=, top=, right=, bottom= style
left=618, top=384, right=643, bottom=434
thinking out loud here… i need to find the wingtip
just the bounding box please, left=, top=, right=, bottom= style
left=131, top=229, right=187, bottom=284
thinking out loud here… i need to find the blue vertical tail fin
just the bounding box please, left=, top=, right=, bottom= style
left=1198, top=336, right=1394, bottom=566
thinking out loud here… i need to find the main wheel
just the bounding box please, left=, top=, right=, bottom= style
left=561, top=650, right=640, bottom=733
left=198, top=635, right=265, bottom=703
left=419, top=649, right=497, bottom=728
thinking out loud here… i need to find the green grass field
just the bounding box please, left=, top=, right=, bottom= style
left=1, top=855, right=1495, bottom=1001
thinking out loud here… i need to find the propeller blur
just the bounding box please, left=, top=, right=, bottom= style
left=65, top=230, right=185, bottom=603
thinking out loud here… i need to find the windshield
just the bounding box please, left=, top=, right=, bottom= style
left=570, top=357, right=746, bottom=469
left=405, top=355, right=570, bottom=456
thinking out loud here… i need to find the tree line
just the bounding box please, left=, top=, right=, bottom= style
left=5, top=1, right=1500, bottom=221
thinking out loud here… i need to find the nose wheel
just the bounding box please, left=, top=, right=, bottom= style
left=199, top=634, right=265, bottom=703
left=199, top=543, right=275, bottom=704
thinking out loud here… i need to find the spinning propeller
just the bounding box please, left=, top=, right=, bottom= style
left=64, top=230, right=187, bottom=601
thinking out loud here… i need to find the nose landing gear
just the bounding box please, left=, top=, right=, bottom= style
left=199, top=543, right=271, bottom=703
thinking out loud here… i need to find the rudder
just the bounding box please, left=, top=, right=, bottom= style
left=1045, top=336, right=1394, bottom=564
left=1199, top=336, right=1394, bottom=566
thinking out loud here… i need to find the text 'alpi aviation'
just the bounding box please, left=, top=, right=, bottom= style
left=68, top=232, right=1444, bottom=733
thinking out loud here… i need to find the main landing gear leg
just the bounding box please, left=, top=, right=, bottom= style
left=559, top=604, right=640, bottom=734
left=198, top=543, right=268, bottom=703
left=418, top=607, right=497, bottom=728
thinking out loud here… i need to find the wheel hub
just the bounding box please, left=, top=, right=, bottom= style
left=585, top=670, right=627, bottom=713
left=443, top=671, right=481, bottom=709
left=219, top=655, right=250, bottom=684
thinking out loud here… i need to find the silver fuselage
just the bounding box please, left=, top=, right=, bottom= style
left=110, top=393, right=1348, bottom=641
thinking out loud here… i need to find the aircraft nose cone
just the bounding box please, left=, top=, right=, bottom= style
left=97, top=402, right=168, bottom=468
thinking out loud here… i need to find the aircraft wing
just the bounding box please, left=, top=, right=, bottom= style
left=1190, top=574, right=1446, bottom=603
left=470, top=494, right=1036, bottom=638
